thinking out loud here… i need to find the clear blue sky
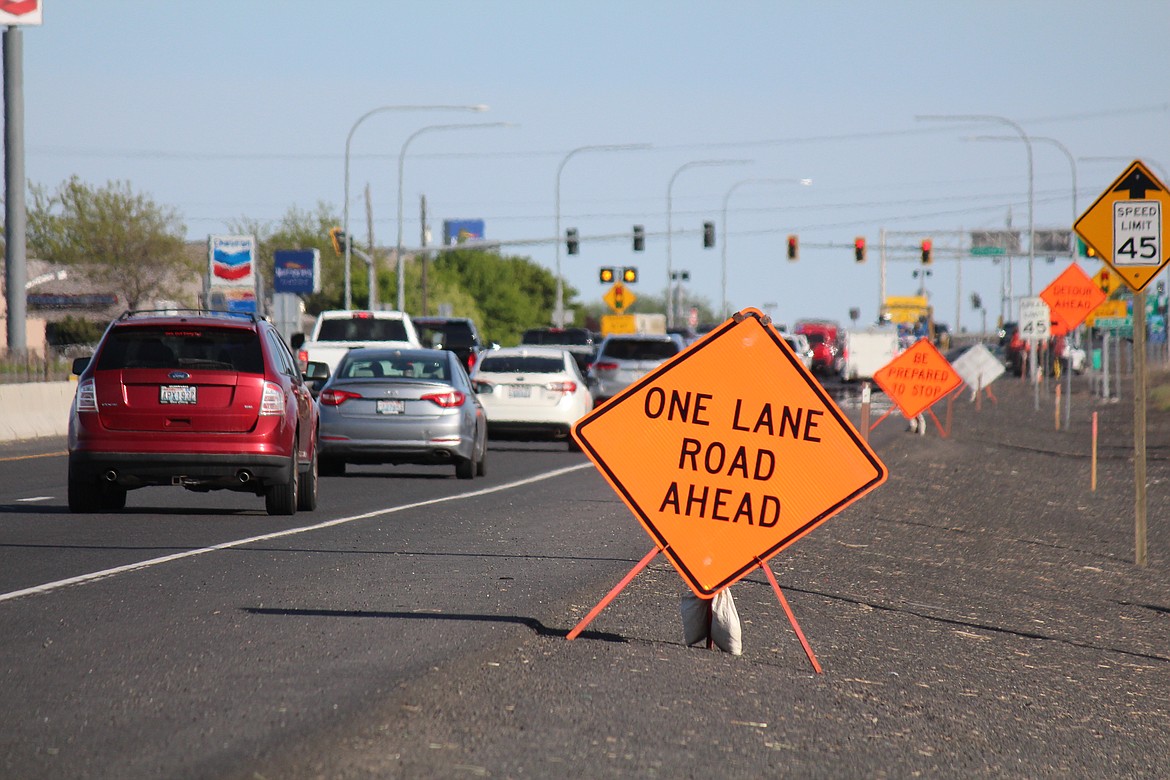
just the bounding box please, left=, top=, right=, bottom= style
left=18, top=0, right=1170, bottom=331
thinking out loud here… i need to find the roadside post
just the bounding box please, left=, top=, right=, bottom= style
left=1074, top=159, right=1170, bottom=567
left=566, top=309, right=887, bottom=671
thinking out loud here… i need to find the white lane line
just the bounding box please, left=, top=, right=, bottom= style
left=0, top=463, right=594, bottom=604
left=16, top=496, right=53, bottom=503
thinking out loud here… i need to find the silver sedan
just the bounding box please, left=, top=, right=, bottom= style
left=316, top=348, right=486, bottom=479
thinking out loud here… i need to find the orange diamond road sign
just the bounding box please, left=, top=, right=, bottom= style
left=1074, top=160, right=1170, bottom=293
left=872, top=339, right=961, bottom=420
left=571, top=309, right=887, bottom=597
left=1039, top=263, right=1107, bottom=336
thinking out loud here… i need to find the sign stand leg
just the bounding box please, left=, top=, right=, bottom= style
left=869, top=408, right=893, bottom=432
left=566, top=547, right=660, bottom=640
left=758, top=561, right=822, bottom=674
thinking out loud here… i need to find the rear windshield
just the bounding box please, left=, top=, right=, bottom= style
left=521, top=329, right=592, bottom=347
left=339, top=355, right=449, bottom=381
left=479, top=355, right=564, bottom=374
left=416, top=323, right=474, bottom=349
left=96, top=326, right=264, bottom=373
left=318, top=317, right=408, bottom=342
left=600, top=340, right=679, bottom=361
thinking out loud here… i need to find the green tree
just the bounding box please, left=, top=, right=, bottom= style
left=27, top=177, right=195, bottom=309
left=429, top=249, right=575, bottom=346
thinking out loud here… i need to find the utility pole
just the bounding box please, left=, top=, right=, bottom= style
left=420, top=194, right=429, bottom=316
left=4, top=27, right=27, bottom=357
left=364, top=183, right=376, bottom=310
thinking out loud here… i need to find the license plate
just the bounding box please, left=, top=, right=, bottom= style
left=509, top=385, right=531, bottom=398
left=376, top=399, right=405, bottom=415
left=160, top=385, right=197, bottom=404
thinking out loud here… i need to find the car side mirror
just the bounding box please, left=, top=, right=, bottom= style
left=71, top=356, right=91, bottom=376
left=290, top=333, right=305, bottom=350
left=303, top=361, right=330, bottom=381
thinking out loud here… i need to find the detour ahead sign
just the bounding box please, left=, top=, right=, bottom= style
left=873, top=339, right=961, bottom=420
left=571, top=309, right=887, bottom=597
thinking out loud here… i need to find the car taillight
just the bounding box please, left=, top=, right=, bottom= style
left=545, top=381, right=577, bottom=394
left=297, top=349, right=309, bottom=372
left=593, top=361, right=619, bottom=371
left=319, top=388, right=363, bottom=406
left=260, top=382, right=285, bottom=415
left=421, top=390, right=465, bottom=408
left=75, top=378, right=98, bottom=413
left=466, top=352, right=478, bottom=372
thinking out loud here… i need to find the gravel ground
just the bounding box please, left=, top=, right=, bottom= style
left=251, top=368, right=1170, bottom=779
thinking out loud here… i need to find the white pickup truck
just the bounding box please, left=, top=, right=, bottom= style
left=294, top=310, right=420, bottom=375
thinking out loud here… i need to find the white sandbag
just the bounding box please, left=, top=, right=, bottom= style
left=680, top=588, right=742, bottom=655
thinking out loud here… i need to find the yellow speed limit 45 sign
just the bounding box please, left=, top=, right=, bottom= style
left=1074, top=160, right=1170, bottom=293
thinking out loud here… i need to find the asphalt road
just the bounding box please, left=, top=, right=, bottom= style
left=2, top=375, right=1169, bottom=778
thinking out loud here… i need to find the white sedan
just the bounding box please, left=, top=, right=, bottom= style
left=471, top=346, right=594, bottom=450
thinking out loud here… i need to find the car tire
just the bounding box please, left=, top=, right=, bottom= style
left=475, top=437, right=487, bottom=477
left=568, top=436, right=582, bottom=452
left=99, top=484, right=127, bottom=511
left=319, top=456, right=345, bottom=477
left=297, top=446, right=318, bottom=512
left=68, top=470, right=102, bottom=513
left=265, top=453, right=298, bottom=516
left=455, top=455, right=475, bottom=480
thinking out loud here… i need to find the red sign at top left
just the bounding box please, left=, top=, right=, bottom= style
left=0, top=1, right=42, bottom=24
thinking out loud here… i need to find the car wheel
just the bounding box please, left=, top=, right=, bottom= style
left=99, top=484, right=127, bottom=511
left=297, top=446, right=318, bottom=512
left=455, top=455, right=475, bottom=480
left=568, top=435, right=582, bottom=452
left=475, top=438, right=487, bottom=477
left=68, top=469, right=102, bottom=513
left=319, top=455, right=345, bottom=477
left=265, top=453, right=298, bottom=516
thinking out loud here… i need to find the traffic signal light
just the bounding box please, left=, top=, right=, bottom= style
left=599, top=267, right=615, bottom=283
left=786, top=234, right=798, bottom=261
left=921, top=238, right=933, bottom=265
left=703, top=221, right=715, bottom=248
left=329, top=226, right=346, bottom=256
left=621, top=266, right=638, bottom=283
left=854, top=236, right=866, bottom=263
left=566, top=228, right=579, bottom=255
left=1077, top=237, right=1097, bottom=258
left=633, top=225, right=645, bottom=252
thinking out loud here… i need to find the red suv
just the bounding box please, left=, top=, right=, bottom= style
left=68, top=310, right=319, bottom=515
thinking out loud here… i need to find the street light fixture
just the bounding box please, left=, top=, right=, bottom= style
left=395, top=121, right=513, bottom=312
left=918, top=114, right=1034, bottom=297
left=343, top=104, right=488, bottom=310
left=554, top=143, right=651, bottom=327
left=971, top=134, right=1077, bottom=233
left=720, top=177, right=811, bottom=319
left=667, top=159, right=751, bottom=328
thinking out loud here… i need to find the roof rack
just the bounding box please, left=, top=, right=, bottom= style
left=116, top=308, right=263, bottom=323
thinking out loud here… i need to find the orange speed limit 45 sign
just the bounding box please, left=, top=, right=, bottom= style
left=873, top=339, right=961, bottom=420
left=571, top=309, right=887, bottom=597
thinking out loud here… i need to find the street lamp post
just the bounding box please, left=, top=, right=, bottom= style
left=667, top=159, right=751, bottom=328
left=918, top=114, right=1034, bottom=296
left=720, top=177, right=811, bottom=319
left=554, top=143, right=651, bottom=328
left=395, top=121, right=512, bottom=312
left=973, top=134, right=1077, bottom=237
left=343, top=104, right=488, bottom=310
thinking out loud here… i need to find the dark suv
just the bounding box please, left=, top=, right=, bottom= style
left=412, top=316, right=486, bottom=373
left=68, top=309, right=319, bottom=515
left=520, top=327, right=596, bottom=372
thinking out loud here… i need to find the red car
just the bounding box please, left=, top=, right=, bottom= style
left=68, top=310, right=319, bottom=515
left=794, top=319, right=841, bottom=376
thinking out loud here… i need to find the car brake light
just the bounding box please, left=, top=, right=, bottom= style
left=593, top=361, right=619, bottom=371
left=545, top=381, right=577, bottom=394
left=260, top=382, right=285, bottom=415
left=421, top=390, right=465, bottom=408
left=467, top=352, right=478, bottom=372
left=319, top=388, right=363, bottom=406
left=297, top=348, right=309, bottom=371
left=75, top=378, right=98, bottom=413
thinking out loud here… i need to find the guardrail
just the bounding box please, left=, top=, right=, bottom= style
left=0, top=380, right=74, bottom=441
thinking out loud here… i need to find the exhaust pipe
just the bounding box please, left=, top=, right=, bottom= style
left=236, top=470, right=253, bottom=483
left=103, top=470, right=118, bottom=482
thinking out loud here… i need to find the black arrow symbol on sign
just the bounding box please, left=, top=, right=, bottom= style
left=1112, top=167, right=1164, bottom=199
